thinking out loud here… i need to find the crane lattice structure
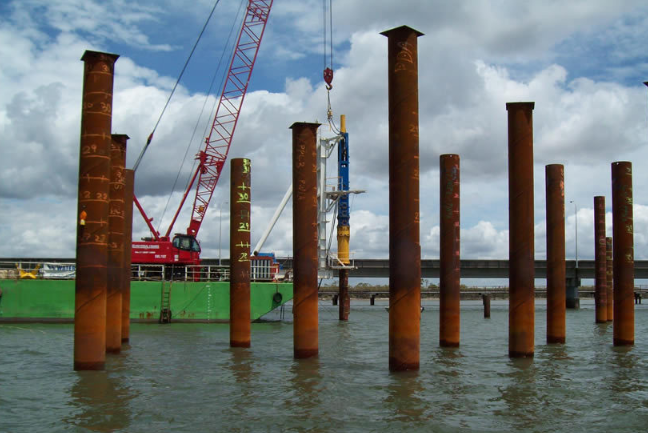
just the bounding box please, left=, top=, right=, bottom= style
left=186, top=0, right=273, bottom=237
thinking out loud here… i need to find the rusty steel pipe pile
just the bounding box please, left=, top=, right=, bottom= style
left=594, top=196, right=608, bottom=323
left=506, top=102, right=535, bottom=358
left=545, top=164, right=566, bottom=344
left=482, top=295, right=491, bottom=319
left=230, top=158, right=252, bottom=348
left=612, top=161, right=634, bottom=346
left=381, top=25, right=424, bottom=372
left=339, top=269, right=350, bottom=321
left=606, top=236, right=613, bottom=322
left=106, top=134, right=128, bottom=353
left=291, top=122, right=320, bottom=359
left=122, top=169, right=134, bottom=343
left=439, top=154, right=460, bottom=347
left=74, top=50, right=119, bottom=370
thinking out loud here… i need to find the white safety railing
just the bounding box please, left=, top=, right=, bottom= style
left=0, top=261, right=281, bottom=282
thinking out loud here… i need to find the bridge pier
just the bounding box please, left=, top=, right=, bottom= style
left=482, top=294, right=491, bottom=318
left=566, top=277, right=580, bottom=309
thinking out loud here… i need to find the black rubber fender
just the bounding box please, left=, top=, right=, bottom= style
left=272, top=292, right=283, bottom=304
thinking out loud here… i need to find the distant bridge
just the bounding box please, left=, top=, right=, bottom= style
left=270, top=259, right=648, bottom=280
left=7, top=257, right=648, bottom=280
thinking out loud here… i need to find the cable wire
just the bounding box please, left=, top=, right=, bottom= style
left=329, top=0, right=333, bottom=69
left=132, top=0, right=222, bottom=173
left=156, top=0, right=247, bottom=234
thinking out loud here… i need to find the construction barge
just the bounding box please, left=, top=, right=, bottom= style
left=0, top=261, right=292, bottom=324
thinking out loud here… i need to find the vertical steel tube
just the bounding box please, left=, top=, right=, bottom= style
left=545, top=164, right=566, bottom=344
left=74, top=50, right=119, bottom=370
left=594, top=196, right=608, bottom=323
left=106, top=134, right=128, bottom=353
left=337, top=116, right=351, bottom=321
left=339, top=269, right=350, bottom=320
left=507, top=102, right=535, bottom=358
left=381, top=25, right=424, bottom=372
left=291, top=122, right=320, bottom=359
left=612, top=161, right=634, bottom=345
left=230, top=158, right=252, bottom=348
left=482, top=294, right=491, bottom=319
left=439, top=154, right=460, bottom=347
left=606, top=236, right=613, bottom=322
left=122, top=169, right=134, bottom=343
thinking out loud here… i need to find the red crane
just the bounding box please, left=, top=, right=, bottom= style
left=132, top=0, right=273, bottom=269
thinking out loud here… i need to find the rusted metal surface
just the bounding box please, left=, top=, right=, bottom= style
left=606, top=236, right=613, bottom=322
left=545, top=164, right=566, bottom=344
left=230, top=158, right=252, bottom=348
left=106, top=134, right=128, bottom=353
left=594, top=196, right=608, bottom=323
left=439, top=154, right=460, bottom=347
left=612, top=161, right=634, bottom=345
left=482, top=294, right=491, bottom=319
left=122, top=169, right=134, bottom=343
left=291, top=122, right=320, bottom=359
left=381, top=25, right=423, bottom=372
left=506, top=102, right=535, bottom=358
left=74, top=50, right=119, bottom=370
left=339, top=269, right=350, bottom=320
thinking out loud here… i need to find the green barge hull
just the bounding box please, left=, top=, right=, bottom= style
left=0, top=279, right=293, bottom=323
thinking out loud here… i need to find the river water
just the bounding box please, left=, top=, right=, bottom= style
left=1, top=299, right=647, bottom=432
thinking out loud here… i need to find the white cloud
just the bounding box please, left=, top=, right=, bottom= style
left=2, top=0, right=648, bottom=280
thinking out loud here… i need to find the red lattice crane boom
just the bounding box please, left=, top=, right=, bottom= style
left=132, top=0, right=272, bottom=267
left=186, top=0, right=273, bottom=237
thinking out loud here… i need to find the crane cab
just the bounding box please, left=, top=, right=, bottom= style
left=172, top=234, right=201, bottom=254
left=132, top=234, right=201, bottom=266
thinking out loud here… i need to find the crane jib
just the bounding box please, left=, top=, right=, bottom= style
left=131, top=0, right=273, bottom=268
left=187, top=0, right=273, bottom=238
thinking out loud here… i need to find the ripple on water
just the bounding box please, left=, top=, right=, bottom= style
left=2, top=301, right=648, bottom=432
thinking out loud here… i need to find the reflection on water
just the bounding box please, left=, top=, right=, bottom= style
left=286, top=358, right=328, bottom=432
left=288, top=358, right=322, bottom=410
left=64, top=368, right=132, bottom=431
left=494, top=358, right=539, bottom=431
left=228, top=347, right=255, bottom=385
left=431, top=347, right=465, bottom=418
left=610, top=346, right=640, bottom=393
left=2, top=302, right=648, bottom=432
left=384, top=371, right=430, bottom=426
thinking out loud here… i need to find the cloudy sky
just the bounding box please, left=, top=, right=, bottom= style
left=2, top=0, right=648, bottom=281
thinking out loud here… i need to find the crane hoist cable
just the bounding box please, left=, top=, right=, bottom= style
left=322, top=0, right=338, bottom=131
left=322, top=0, right=333, bottom=91
left=132, top=0, right=222, bottom=173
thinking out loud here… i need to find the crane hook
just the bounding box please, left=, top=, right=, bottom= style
left=324, top=67, right=333, bottom=90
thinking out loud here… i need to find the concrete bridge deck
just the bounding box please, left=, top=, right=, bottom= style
left=274, top=259, right=648, bottom=280
left=6, top=258, right=648, bottom=280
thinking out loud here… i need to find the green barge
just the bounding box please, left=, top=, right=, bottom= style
left=0, top=279, right=293, bottom=323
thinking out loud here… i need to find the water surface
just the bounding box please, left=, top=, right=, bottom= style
left=1, top=299, right=647, bottom=432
